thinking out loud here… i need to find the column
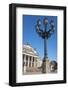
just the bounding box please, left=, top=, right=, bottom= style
left=24, top=55, right=26, bottom=66
left=33, top=57, right=35, bottom=67
left=28, top=56, right=30, bottom=68
left=32, top=57, right=34, bottom=67
left=29, top=56, right=31, bottom=67
left=23, top=55, right=26, bottom=73
left=35, top=57, right=37, bottom=67
left=34, top=57, right=36, bottom=67
left=31, top=56, right=33, bottom=67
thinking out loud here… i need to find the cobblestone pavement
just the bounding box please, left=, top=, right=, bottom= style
left=24, top=71, right=42, bottom=75
left=23, top=70, right=57, bottom=75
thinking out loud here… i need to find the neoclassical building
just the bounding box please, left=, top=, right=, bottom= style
left=22, top=44, right=42, bottom=74
left=22, top=44, right=57, bottom=74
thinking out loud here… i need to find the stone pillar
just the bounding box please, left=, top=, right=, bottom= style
left=29, top=56, right=31, bottom=67
left=23, top=55, right=26, bottom=73
left=28, top=56, right=30, bottom=68
left=32, top=57, right=34, bottom=67
left=35, top=57, right=37, bottom=67
left=33, top=57, right=35, bottom=67
left=31, top=56, right=33, bottom=67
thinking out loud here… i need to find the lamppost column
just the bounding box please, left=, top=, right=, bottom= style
left=44, top=37, right=48, bottom=60
left=36, top=17, right=55, bottom=73
left=44, top=22, right=48, bottom=60
left=42, top=19, right=48, bottom=73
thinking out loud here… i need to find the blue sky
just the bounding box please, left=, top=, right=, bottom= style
left=22, top=15, right=57, bottom=61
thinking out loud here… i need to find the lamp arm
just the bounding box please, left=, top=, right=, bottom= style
left=36, top=29, right=44, bottom=39
left=47, top=29, right=55, bottom=39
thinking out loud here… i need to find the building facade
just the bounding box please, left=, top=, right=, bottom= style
left=22, top=44, right=42, bottom=74
left=22, top=44, right=57, bottom=74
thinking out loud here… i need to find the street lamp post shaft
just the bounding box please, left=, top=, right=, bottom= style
left=44, top=37, right=48, bottom=60
left=44, top=24, right=48, bottom=60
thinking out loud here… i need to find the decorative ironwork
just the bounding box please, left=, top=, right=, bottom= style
left=35, top=17, right=55, bottom=73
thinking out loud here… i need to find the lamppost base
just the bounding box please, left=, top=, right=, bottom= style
left=42, top=57, right=50, bottom=73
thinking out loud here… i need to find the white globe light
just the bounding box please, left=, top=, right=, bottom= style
left=51, top=22, right=54, bottom=26
left=36, top=26, right=39, bottom=30
left=43, top=18, right=48, bottom=25
left=37, top=19, right=41, bottom=26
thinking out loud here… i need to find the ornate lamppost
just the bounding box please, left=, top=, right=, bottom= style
left=35, top=17, right=55, bottom=73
